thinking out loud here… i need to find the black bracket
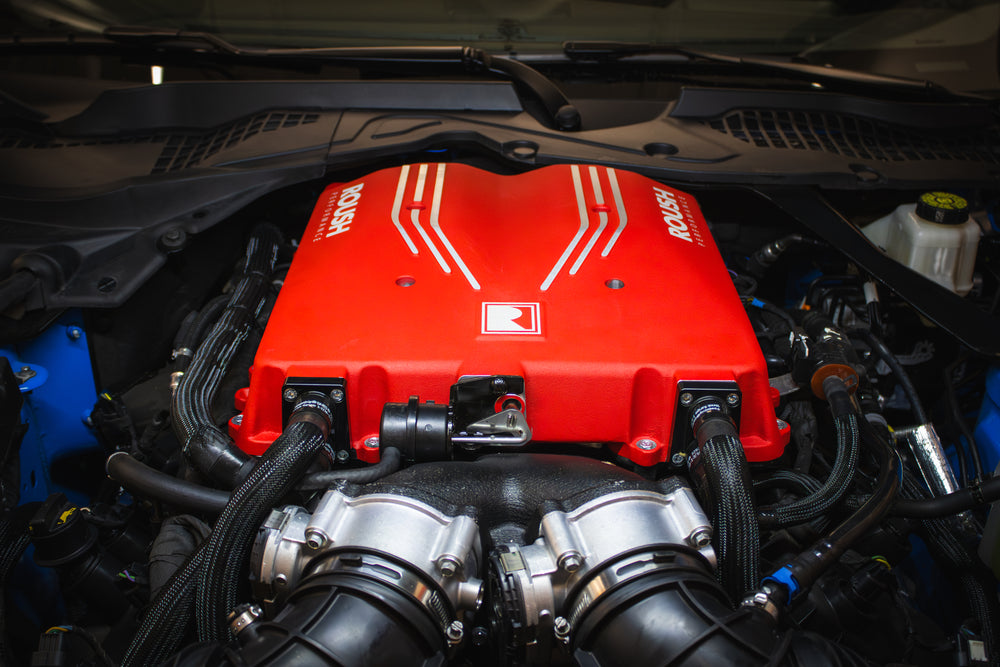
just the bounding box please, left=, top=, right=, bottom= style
left=670, top=380, right=741, bottom=458
left=281, top=377, right=351, bottom=455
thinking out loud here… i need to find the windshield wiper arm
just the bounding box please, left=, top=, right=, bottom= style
left=100, top=26, right=581, bottom=130
left=562, top=40, right=976, bottom=99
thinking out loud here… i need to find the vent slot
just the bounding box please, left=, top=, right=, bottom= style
left=705, top=109, right=1000, bottom=165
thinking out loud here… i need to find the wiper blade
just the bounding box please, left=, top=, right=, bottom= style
left=100, top=26, right=581, bottom=130
left=563, top=40, right=979, bottom=100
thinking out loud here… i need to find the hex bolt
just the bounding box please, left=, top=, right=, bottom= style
left=330, top=388, right=345, bottom=403
left=232, top=414, right=243, bottom=426
left=558, top=552, right=583, bottom=573
left=446, top=620, right=464, bottom=645
left=304, top=528, right=327, bottom=550
left=671, top=452, right=686, bottom=466
left=688, top=527, right=712, bottom=549
left=438, top=555, right=461, bottom=577
left=553, top=616, right=571, bottom=643
left=726, top=393, right=740, bottom=407
left=636, top=438, right=657, bottom=451
left=66, top=326, right=82, bottom=340
left=364, top=436, right=380, bottom=449
left=282, top=388, right=298, bottom=402
left=335, top=449, right=350, bottom=463
left=680, top=392, right=694, bottom=406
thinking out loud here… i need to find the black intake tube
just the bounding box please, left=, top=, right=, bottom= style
left=687, top=398, right=760, bottom=603
left=172, top=224, right=281, bottom=488
left=166, top=568, right=446, bottom=667
left=572, top=549, right=868, bottom=667
left=122, top=401, right=331, bottom=667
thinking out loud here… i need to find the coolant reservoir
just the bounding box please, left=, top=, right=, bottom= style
left=863, top=192, right=981, bottom=295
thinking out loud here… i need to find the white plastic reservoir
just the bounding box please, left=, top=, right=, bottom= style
left=863, top=192, right=981, bottom=296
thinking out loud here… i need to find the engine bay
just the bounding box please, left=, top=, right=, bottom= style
left=3, top=118, right=1000, bottom=667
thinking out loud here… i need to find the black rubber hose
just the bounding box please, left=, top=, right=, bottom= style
left=0, top=271, right=37, bottom=313
left=889, top=475, right=1000, bottom=518
left=106, top=452, right=231, bottom=514
left=759, top=379, right=859, bottom=528
left=856, top=331, right=928, bottom=424
left=296, top=447, right=402, bottom=491
left=172, top=225, right=281, bottom=488
left=122, top=403, right=331, bottom=667
left=769, top=418, right=899, bottom=605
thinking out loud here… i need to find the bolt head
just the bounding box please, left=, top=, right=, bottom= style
left=335, top=449, right=350, bottom=463
left=67, top=327, right=82, bottom=340
left=330, top=388, right=345, bottom=403
left=688, top=527, right=712, bottom=549
left=283, top=388, right=298, bottom=402
left=305, top=529, right=327, bottom=550
left=232, top=414, right=243, bottom=426
left=364, top=436, right=380, bottom=449
left=438, top=556, right=460, bottom=577
left=726, top=393, right=740, bottom=407
left=680, top=392, right=694, bottom=406
left=671, top=452, right=686, bottom=466
left=635, top=438, right=657, bottom=451
left=559, top=553, right=583, bottom=573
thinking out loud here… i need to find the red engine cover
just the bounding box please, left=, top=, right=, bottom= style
left=234, top=163, right=788, bottom=464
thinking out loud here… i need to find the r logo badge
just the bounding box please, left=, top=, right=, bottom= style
left=481, top=302, right=541, bottom=335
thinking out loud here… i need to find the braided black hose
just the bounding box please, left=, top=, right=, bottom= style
left=122, top=412, right=329, bottom=667
left=196, top=419, right=330, bottom=643
left=698, top=431, right=760, bottom=603
left=758, top=412, right=859, bottom=528
left=172, top=225, right=281, bottom=488
left=0, top=509, right=32, bottom=665
left=903, top=474, right=999, bottom=665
